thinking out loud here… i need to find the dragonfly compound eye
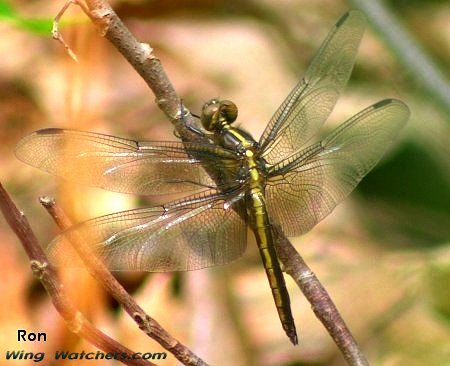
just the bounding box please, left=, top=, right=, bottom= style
left=201, top=99, right=220, bottom=131
left=220, top=100, right=238, bottom=123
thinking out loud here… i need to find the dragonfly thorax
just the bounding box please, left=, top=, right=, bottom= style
left=200, top=99, right=267, bottom=188
left=201, top=99, right=259, bottom=154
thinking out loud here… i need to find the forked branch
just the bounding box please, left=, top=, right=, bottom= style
left=40, top=197, right=209, bottom=366
left=0, top=183, right=155, bottom=366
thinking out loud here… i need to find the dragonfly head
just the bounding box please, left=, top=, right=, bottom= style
left=201, top=99, right=238, bottom=131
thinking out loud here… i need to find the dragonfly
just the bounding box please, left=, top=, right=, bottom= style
left=15, top=10, right=409, bottom=345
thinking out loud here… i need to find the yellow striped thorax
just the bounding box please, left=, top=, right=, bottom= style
left=200, top=99, right=266, bottom=190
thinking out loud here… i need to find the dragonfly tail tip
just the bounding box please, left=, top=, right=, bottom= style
left=287, top=329, right=299, bottom=345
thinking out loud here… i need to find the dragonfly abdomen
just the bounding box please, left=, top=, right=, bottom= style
left=247, top=187, right=298, bottom=344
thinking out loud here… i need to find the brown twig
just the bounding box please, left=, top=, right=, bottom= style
left=52, top=0, right=369, bottom=364
left=273, top=226, right=370, bottom=366
left=39, top=197, right=208, bottom=366
left=83, top=0, right=204, bottom=144
left=52, top=0, right=82, bottom=62
left=0, top=183, right=155, bottom=366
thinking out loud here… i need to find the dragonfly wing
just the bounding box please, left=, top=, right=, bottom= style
left=47, top=189, right=247, bottom=271
left=259, top=10, right=366, bottom=164
left=266, top=99, right=409, bottom=236
left=15, top=129, right=241, bottom=195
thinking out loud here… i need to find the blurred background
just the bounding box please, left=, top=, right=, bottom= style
left=0, top=0, right=449, bottom=365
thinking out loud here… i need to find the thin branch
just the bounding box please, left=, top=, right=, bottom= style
left=0, top=183, right=155, bottom=366
left=52, top=0, right=81, bottom=62
left=39, top=197, right=208, bottom=366
left=273, top=226, right=369, bottom=366
left=83, top=0, right=206, bottom=143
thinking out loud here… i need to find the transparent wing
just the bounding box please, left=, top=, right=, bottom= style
left=47, top=189, right=247, bottom=271
left=266, top=99, right=409, bottom=236
left=15, top=128, right=241, bottom=195
left=259, top=10, right=366, bottom=164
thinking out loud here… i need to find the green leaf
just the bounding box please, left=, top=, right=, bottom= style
left=0, top=0, right=52, bottom=35
left=16, top=18, right=53, bottom=35
left=0, top=0, right=17, bottom=18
